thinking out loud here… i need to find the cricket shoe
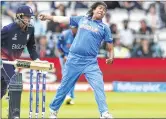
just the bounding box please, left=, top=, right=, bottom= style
left=49, top=108, right=58, bottom=119
left=65, top=95, right=74, bottom=105
left=100, top=111, right=113, bottom=119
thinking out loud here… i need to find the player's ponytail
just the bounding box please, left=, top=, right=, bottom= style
left=86, top=2, right=107, bottom=17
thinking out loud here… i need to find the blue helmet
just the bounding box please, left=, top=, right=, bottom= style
left=16, top=5, right=34, bottom=17
left=16, top=5, right=34, bottom=28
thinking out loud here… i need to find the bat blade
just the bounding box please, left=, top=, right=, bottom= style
left=2, top=59, right=54, bottom=71
left=15, top=60, right=54, bottom=71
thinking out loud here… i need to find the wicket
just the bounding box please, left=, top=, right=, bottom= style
left=29, top=69, right=46, bottom=119
left=2, top=60, right=53, bottom=118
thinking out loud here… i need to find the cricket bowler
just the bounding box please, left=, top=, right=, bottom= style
left=40, top=2, right=114, bottom=118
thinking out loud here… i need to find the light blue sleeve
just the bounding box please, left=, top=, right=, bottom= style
left=57, top=34, right=64, bottom=50
left=70, top=16, right=83, bottom=27
left=57, top=30, right=67, bottom=51
left=104, top=25, right=113, bottom=43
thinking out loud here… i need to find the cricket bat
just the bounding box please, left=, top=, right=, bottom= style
left=2, top=59, right=54, bottom=71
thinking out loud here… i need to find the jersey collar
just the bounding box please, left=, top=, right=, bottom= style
left=87, top=16, right=102, bottom=23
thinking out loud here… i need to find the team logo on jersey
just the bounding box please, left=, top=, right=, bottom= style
left=12, top=34, right=17, bottom=40
left=27, top=34, right=30, bottom=40
left=12, top=44, right=26, bottom=49
left=80, top=24, right=98, bottom=32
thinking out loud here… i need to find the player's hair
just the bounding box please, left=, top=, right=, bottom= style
left=86, top=2, right=107, bottom=17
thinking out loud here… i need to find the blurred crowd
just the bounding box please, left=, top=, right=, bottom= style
left=1, top=1, right=166, bottom=58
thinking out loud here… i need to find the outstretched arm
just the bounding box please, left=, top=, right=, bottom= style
left=39, top=14, right=70, bottom=24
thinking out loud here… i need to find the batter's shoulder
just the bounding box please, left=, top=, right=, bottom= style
left=2, top=23, right=17, bottom=32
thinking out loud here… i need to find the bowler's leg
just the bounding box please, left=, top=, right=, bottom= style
left=50, top=59, right=81, bottom=111
left=67, top=85, right=75, bottom=99
left=84, top=62, right=108, bottom=114
left=65, top=85, right=75, bottom=105
left=59, top=57, right=76, bottom=105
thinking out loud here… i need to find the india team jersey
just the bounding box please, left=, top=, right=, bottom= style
left=1, top=23, right=38, bottom=60
left=69, top=16, right=113, bottom=57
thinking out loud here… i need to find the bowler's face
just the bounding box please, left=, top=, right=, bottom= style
left=93, top=5, right=106, bottom=20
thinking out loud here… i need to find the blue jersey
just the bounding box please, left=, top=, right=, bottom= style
left=57, top=29, right=75, bottom=56
left=69, top=16, right=113, bottom=57
left=1, top=23, right=38, bottom=60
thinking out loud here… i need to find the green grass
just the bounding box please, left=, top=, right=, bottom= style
left=1, top=91, right=166, bottom=118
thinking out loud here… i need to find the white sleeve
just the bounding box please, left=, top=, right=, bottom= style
left=53, top=16, right=70, bottom=24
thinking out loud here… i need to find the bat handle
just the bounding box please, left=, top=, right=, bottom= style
left=2, top=60, right=16, bottom=65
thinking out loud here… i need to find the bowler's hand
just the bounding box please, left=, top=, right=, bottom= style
left=39, top=14, right=49, bottom=21
left=106, top=58, right=113, bottom=64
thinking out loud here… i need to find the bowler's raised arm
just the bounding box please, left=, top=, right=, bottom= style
left=39, top=14, right=70, bottom=24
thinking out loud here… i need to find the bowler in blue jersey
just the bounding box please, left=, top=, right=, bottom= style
left=40, top=2, right=114, bottom=118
